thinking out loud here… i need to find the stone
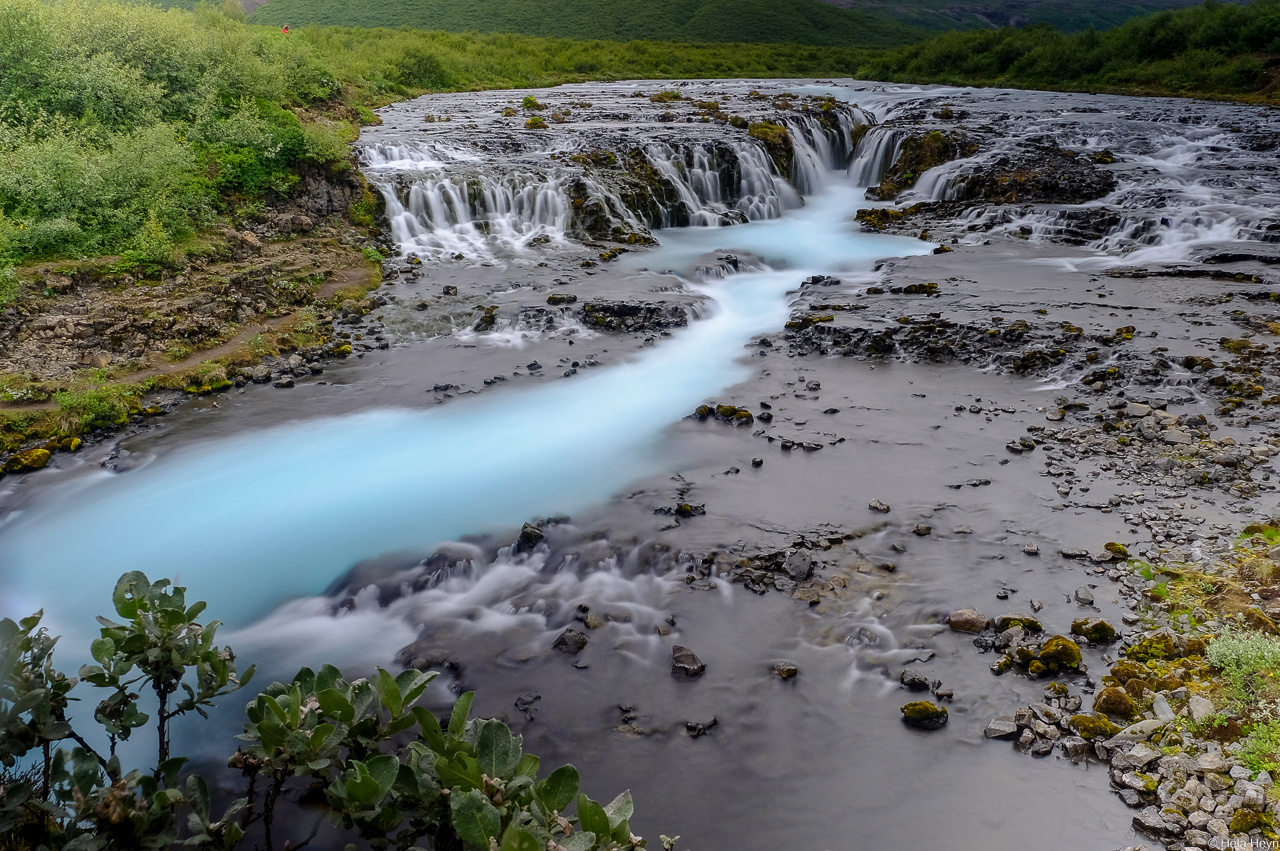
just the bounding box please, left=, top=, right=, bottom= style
left=583, top=613, right=605, bottom=630
left=1152, top=693, right=1175, bottom=722
left=1075, top=585, right=1095, bottom=605
left=1196, top=753, right=1229, bottom=774
left=1031, top=738, right=1054, bottom=757
left=912, top=524, right=932, bottom=536
left=1128, top=743, right=1163, bottom=767
left=1133, top=807, right=1173, bottom=837
left=900, top=701, right=948, bottom=730
left=994, top=613, right=1043, bottom=632
left=1062, top=736, right=1091, bottom=761
left=672, top=645, right=705, bottom=677
left=900, top=669, right=932, bottom=691
left=782, top=551, right=813, bottom=581
left=1095, top=687, right=1139, bottom=719
left=868, top=499, right=891, bottom=513
left=772, top=661, right=798, bottom=679
left=517, top=522, right=544, bottom=550
left=1163, top=430, right=1194, bottom=445
left=1071, top=617, right=1117, bottom=643
left=1024, top=542, right=1040, bottom=555
left=948, top=608, right=989, bottom=634
left=1060, top=547, right=1090, bottom=559
left=984, top=716, right=1019, bottom=739
left=443, top=285, right=458, bottom=296
left=273, top=375, right=295, bottom=388
left=552, top=628, right=588, bottom=655
left=1038, top=634, right=1083, bottom=670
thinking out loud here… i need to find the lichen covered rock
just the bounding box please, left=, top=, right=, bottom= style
left=3, top=448, right=51, bottom=474
left=1094, top=686, right=1139, bottom=720
left=1070, top=712, right=1121, bottom=741
left=1071, top=617, right=1118, bottom=644
left=900, top=700, right=948, bottom=730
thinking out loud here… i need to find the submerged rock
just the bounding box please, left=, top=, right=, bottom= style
left=552, top=628, right=588, bottom=655
left=672, top=645, right=706, bottom=677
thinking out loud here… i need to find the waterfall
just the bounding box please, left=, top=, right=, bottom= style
left=359, top=106, right=879, bottom=262
left=848, top=126, right=907, bottom=189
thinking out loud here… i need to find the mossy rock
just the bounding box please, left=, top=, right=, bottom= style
left=1093, top=686, right=1138, bottom=720
left=1104, top=541, right=1130, bottom=558
left=995, top=613, right=1043, bottom=633
left=1126, top=633, right=1179, bottom=662
left=1124, top=678, right=1152, bottom=699
left=1038, top=635, right=1083, bottom=671
left=1013, top=646, right=1036, bottom=666
left=1182, top=637, right=1208, bottom=657
left=1072, top=617, right=1117, bottom=644
left=334, top=345, right=352, bottom=357
left=1229, top=809, right=1269, bottom=833
left=1070, top=712, right=1121, bottom=741
left=1152, top=674, right=1185, bottom=692
left=4, top=448, right=51, bottom=474
left=990, top=654, right=1013, bottom=675
left=1110, top=660, right=1150, bottom=682
left=1027, top=659, right=1048, bottom=678
left=1044, top=682, right=1069, bottom=698
left=60, top=437, right=81, bottom=452
left=1243, top=607, right=1280, bottom=635
left=900, top=701, right=948, bottom=730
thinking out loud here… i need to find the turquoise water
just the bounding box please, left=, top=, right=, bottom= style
left=0, top=177, right=927, bottom=635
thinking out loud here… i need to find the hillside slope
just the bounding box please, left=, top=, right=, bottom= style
left=819, top=0, right=1247, bottom=33
left=247, top=0, right=928, bottom=48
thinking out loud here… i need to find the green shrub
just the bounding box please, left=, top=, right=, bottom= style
left=0, top=571, right=654, bottom=851
left=0, top=265, right=18, bottom=307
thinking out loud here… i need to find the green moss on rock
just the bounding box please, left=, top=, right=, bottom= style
left=995, top=613, right=1044, bottom=633
left=1070, top=712, right=1121, bottom=741
left=4, top=448, right=51, bottom=474
left=1039, top=635, right=1083, bottom=671
left=1126, top=633, right=1179, bottom=662
left=1094, top=686, right=1139, bottom=720
left=1072, top=617, right=1117, bottom=644
left=900, top=701, right=948, bottom=730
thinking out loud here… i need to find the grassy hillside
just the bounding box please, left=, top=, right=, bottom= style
left=862, top=0, right=1280, bottom=97
left=247, top=0, right=929, bottom=49
left=0, top=0, right=887, bottom=269
left=822, top=0, right=1246, bottom=34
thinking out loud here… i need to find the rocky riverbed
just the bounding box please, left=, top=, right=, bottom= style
left=3, top=79, right=1280, bottom=851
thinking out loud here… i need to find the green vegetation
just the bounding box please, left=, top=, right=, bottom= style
left=1205, top=630, right=1280, bottom=773
left=862, top=0, right=1280, bottom=99
left=249, top=0, right=927, bottom=48
left=1, top=572, right=652, bottom=851
left=836, top=0, right=1245, bottom=34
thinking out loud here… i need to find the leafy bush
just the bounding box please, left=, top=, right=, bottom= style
left=1206, top=630, right=1280, bottom=774
left=0, top=572, right=652, bottom=851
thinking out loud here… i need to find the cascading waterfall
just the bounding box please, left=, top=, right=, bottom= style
left=0, top=99, right=932, bottom=634
left=361, top=109, right=877, bottom=261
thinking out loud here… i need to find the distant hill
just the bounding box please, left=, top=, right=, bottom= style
left=816, top=0, right=1246, bottom=33
left=246, top=0, right=930, bottom=48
